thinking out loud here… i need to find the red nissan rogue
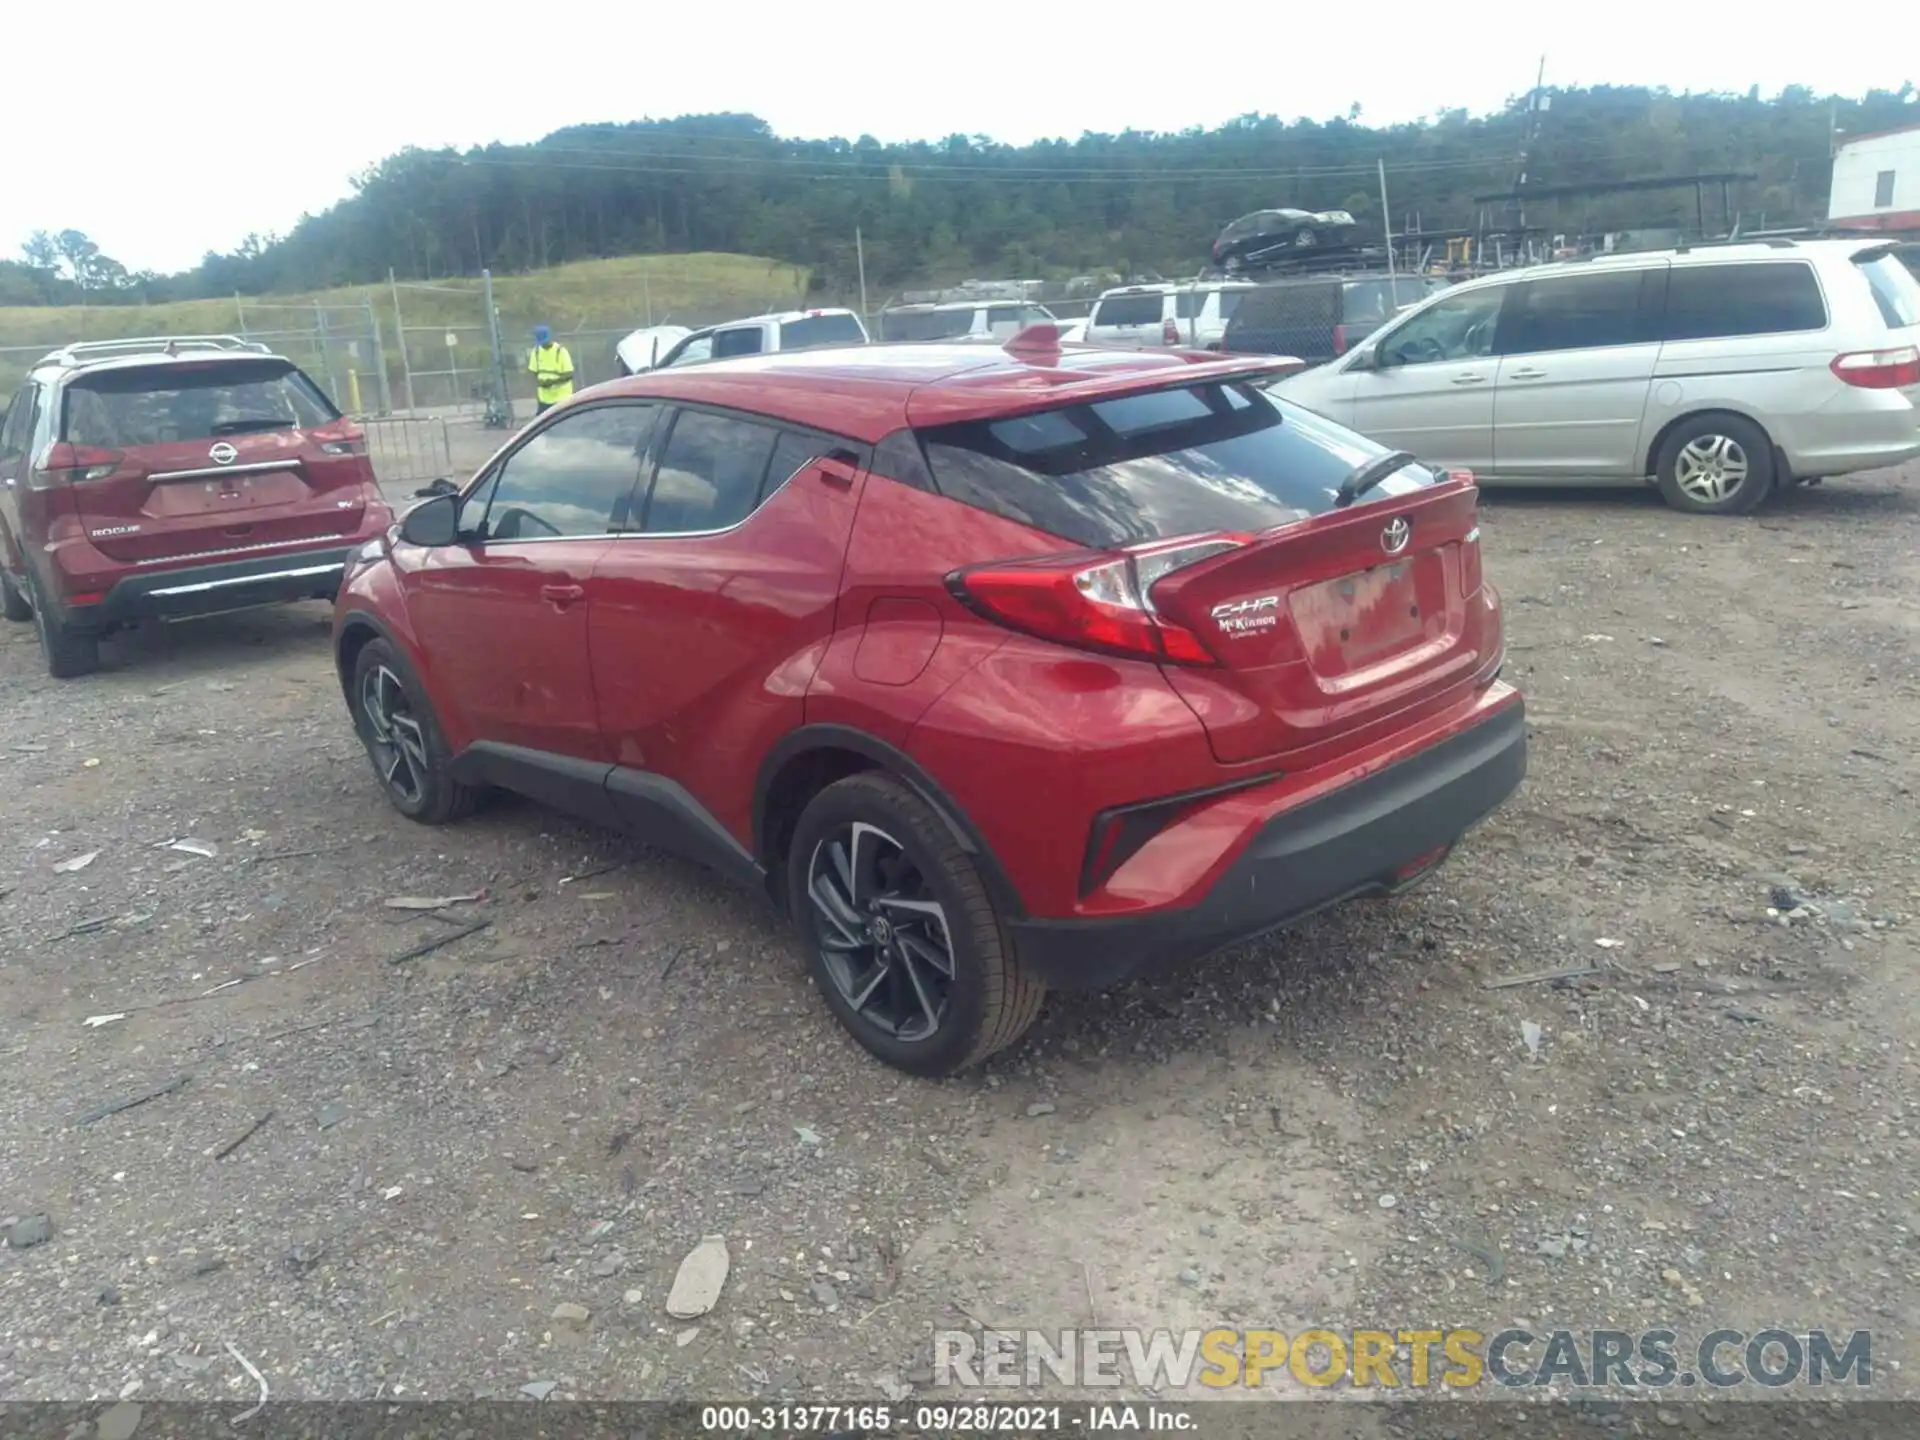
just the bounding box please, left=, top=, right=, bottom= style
left=0, top=336, right=392, bottom=676
left=333, top=330, right=1525, bottom=1075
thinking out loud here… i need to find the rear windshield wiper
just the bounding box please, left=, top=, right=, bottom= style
left=208, top=416, right=296, bottom=435
left=1333, top=450, right=1419, bottom=509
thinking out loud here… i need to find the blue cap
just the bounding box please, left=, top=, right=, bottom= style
left=534, top=324, right=551, bottom=343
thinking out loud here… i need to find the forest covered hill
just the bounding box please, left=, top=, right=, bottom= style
left=5, top=83, right=1915, bottom=307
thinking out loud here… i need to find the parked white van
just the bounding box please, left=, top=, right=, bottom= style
left=1274, top=239, right=1920, bottom=514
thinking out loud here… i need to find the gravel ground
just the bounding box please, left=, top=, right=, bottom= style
left=2, top=461, right=1916, bottom=1420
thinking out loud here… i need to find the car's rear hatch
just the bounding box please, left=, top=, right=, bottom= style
left=54, top=357, right=373, bottom=566
left=920, top=378, right=1497, bottom=768
left=1849, top=247, right=1920, bottom=406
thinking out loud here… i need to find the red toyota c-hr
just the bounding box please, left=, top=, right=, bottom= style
left=334, top=330, right=1525, bottom=1075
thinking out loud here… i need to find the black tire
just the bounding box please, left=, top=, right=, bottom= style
left=0, top=568, right=31, bottom=623
left=1652, top=413, right=1776, bottom=516
left=1293, top=227, right=1320, bottom=249
left=786, top=772, right=1045, bottom=1077
left=26, top=572, right=99, bottom=678
left=349, top=637, right=480, bottom=824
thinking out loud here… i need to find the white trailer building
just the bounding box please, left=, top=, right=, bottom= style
left=1829, top=122, right=1920, bottom=234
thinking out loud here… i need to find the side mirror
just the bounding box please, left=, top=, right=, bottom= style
left=414, top=476, right=458, bottom=499
left=399, top=492, right=460, bottom=547
left=1347, top=345, right=1381, bottom=373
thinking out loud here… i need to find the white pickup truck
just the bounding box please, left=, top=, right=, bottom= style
left=650, top=308, right=870, bottom=370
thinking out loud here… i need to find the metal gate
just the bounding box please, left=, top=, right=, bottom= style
left=384, top=271, right=516, bottom=429
left=230, top=298, right=389, bottom=417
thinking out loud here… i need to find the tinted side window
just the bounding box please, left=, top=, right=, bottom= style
left=480, top=404, right=657, bottom=541
left=762, top=431, right=834, bottom=502
left=1660, top=263, right=1827, bottom=341
left=711, top=327, right=764, bottom=359
left=778, top=313, right=867, bottom=349
left=1378, top=287, right=1507, bottom=367
left=643, top=409, right=781, bottom=534
left=871, top=428, right=937, bottom=493
left=1505, top=270, right=1652, bottom=354
left=0, top=387, right=30, bottom=457
left=1858, top=252, right=1920, bottom=328
left=1094, top=295, right=1163, bottom=327
left=666, top=334, right=714, bottom=367
left=985, top=305, right=1027, bottom=337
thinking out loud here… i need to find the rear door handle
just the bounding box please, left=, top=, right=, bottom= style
left=540, top=583, right=585, bottom=609
left=1450, top=373, right=1488, bottom=386
left=1507, top=367, right=1547, bottom=380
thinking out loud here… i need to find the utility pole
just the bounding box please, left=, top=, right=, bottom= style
left=855, top=228, right=870, bottom=325
left=387, top=268, right=416, bottom=413
left=1378, top=159, right=1397, bottom=280
left=1511, top=55, right=1548, bottom=236
left=482, top=268, right=512, bottom=428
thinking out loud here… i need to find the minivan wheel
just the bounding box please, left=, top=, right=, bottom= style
left=350, top=638, right=480, bottom=824
left=1653, top=415, right=1775, bottom=515
left=0, top=569, right=32, bottom=623
left=787, top=773, right=1045, bottom=1077
left=1293, top=227, right=1320, bottom=249
left=26, top=572, right=100, bottom=678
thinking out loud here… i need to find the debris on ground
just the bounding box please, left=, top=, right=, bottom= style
left=6, top=1214, right=53, bottom=1249
left=52, top=850, right=99, bottom=873
left=1483, top=964, right=1606, bottom=990
left=77, top=1073, right=191, bottom=1126
left=210, top=1111, right=273, bottom=1160
left=383, top=890, right=487, bottom=911
left=666, top=1235, right=730, bottom=1319
left=389, top=919, right=490, bottom=964
left=1520, top=1020, right=1543, bottom=1060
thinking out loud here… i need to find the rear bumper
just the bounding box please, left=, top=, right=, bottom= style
left=67, top=545, right=358, bottom=630
left=1007, top=693, right=1527, bottom=989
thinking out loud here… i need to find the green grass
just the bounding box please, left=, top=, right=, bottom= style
left=0, top=252, right=812, bottom=406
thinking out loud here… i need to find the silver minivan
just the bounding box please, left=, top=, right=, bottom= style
left=1275, top=239, right=1920, bottom=514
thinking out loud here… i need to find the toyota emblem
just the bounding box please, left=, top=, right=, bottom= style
left=208, top=442, right=238, bottom=465
left=1381, top=517, right=1411, bottom=555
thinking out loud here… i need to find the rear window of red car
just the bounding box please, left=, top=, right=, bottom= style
left=61, top=360, right=337, bottom=448
left=916, top=381, right=1438, bottom=548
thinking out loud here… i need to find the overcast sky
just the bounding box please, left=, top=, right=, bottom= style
left=5, top=1, right=1909, bottom=275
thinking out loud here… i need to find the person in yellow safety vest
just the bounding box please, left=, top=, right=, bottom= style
left=528, top=324, right=575, bottom=413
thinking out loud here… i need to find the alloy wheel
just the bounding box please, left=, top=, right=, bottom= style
left=360, top=664, right=429, bottom=806
left=805, top=822, right=955, bottom=1043
left=1673, top=434, right=1749, bottom=504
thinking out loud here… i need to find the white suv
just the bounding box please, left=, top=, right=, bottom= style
left=1085, top=282, right=1259, bottom=350
left=1274, top=239, right=1920, bottom=514
left=877, top=300, right=1056, bottom=343
left=654, top=309, right=869, bottom=369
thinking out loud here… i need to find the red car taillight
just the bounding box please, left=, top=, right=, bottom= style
left=314, top=420, right=368, bottom=456
left=948, top=533, right=1250, bottom=667
left=38, top=443, right=124, bottom=484
left=1830, top=345, right=1920, bottom=389
left=1161, top=317, right=1181, bottom=346
left=1331, top=323, right=1349, bottom=355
